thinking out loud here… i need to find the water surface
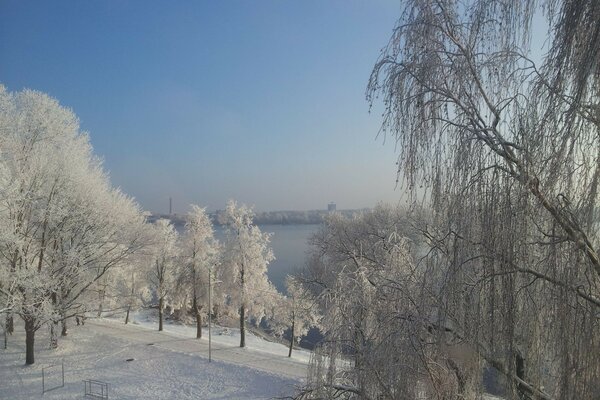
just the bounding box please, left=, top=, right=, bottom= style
left=213, top=224, right=320, bottom=293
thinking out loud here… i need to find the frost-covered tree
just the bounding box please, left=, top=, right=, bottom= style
left=148, top=219, right=179, bottom=331
left=220, top=200, right=276, bottom=348
left=0, top=274, right=14, bottom=349
left=121, top=250, right=153, bottom=325
left=88, top=246, right=153, bottom=325
left=49, top=185, right=146, bottom=342
left=296, top=206, right=440, bottom=399
left=177, top=205, right=220, bottom=338
left=364, top=0, right=600, bottom=398
left=0, top=86, right=146, bottom=364
left=270, top=275, right=321, bottom=357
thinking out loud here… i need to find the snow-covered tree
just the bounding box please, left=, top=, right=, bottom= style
left=148, top=219, right=179, bottom=331
left=295, top=206, right=450, bottom=399
left=177, top=205, right=220, bottom=338
left=87, top=245, right=153, bottom=325
left=0, top=86, right=146, bottom=363
left=0, top=272, right=14, bottom=349
left=364, top=0, right=600, bottom=397
left=270, top=275, right=321, bottom=357
left=49, top=185, right=146, bottom=340
left=121, top=250, right=153, bottom=325
left=220, top=200, right=277, bottom=348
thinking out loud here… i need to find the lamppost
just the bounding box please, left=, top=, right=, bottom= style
left=208, top=263, right=221, bottom=362
left=208, top=264, right=212, bottom=362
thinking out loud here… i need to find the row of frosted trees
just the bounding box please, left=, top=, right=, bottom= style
left=122, top=200, right=320, bottom=354
left=0, top=86, right=321, bottom=365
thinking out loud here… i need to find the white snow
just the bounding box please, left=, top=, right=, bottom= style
left=0, top=315, right=308, bottom=399
left=119, top=309, right=313, bottom=365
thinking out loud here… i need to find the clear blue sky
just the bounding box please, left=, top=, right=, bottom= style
left=1, top=0, right=404, bottom=213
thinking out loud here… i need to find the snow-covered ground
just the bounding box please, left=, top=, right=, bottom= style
left=0, top=315, right=307, bottom=399
left=1, top=313, right=505, bottom=399
left=116, top=309, right=313, bottom=366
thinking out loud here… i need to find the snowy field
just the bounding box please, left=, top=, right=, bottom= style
left=0, top=316, right=307, bottom=399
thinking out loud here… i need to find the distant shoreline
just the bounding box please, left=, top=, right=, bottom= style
left=148, top=208, right=368, bottom=227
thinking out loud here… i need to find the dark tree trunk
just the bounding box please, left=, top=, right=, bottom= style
left=97, top=286, right=105, bottom=317
left=6, top=314, right=13, bottom=335
left=447, top=358, right=466, bottom=395
left=239, top=305, right=245, bottom=348
left=49, top=293, right=59, bottom=347
left=193, top=295, right=202, bottom=339
left=353, top=324, right=361, bottom=370
left=158, top=297, right=164, bottom=331
left=125, top=271, right=134, bottom=325
left=24, top=318, right=36, bottom=365
left=61, top=317, right=68, bottom=337
left=288, top=317, right=295, bottom=358
left=516, top=352, right=528, bottom=399
left=196, top=312, right=202, bottom=339
left=49, top=322, right=58, bottom=349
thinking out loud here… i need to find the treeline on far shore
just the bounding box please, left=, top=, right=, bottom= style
left=149, top=208, right=368, bottom=227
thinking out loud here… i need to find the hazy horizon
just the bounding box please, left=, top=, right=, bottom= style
left=1, top=1, right=405, bottom=213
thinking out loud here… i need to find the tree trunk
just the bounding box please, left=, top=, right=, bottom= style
left=49, top=322, right=58, bottom=349
left=193, top=295, right=202, bottom=339
left=125, top=270, right=134, bottom=325
left=61, top=317, right=68, bottom=337
left=24, top=318, right=36, bottom=365
left=97, top=285, right=105, bottom=317
left=158, top=297, right=164, bottom=331
left=353, top=323, right=361, bottom=370
left=3, top=324, right=7, bottom=349
left=239, top=305, right=245, bottom=348
left=213, top=304, right=219, bottom=321
left=516, top=352, right=527, bottom=399
left=288, top=317, right=295, bottom=358
left=5, top=313, right=13, bottom=335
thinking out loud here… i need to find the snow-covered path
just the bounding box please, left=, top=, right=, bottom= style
left=0, top=318, right=306, bottom=399
left=87, top=319, right=309, bottom=380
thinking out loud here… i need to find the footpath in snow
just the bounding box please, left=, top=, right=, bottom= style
left=0, top=316, right=308, bottom=399
left=90, top=316, right=310, bottom=380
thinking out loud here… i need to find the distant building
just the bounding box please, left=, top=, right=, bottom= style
left=328, top=202, right=336, bottom=212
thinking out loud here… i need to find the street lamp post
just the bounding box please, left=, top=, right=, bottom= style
left=208, top=264, right=221, bottom=362
left=208, top=264, right=212, bottom=362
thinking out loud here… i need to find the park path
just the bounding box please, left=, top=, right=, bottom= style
left=86, top=319, right=308, bottom=381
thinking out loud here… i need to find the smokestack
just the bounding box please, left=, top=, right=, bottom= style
left=169, top=197, right=172, bottom=215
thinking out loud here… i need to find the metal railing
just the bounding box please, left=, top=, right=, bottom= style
left=83, top=379, right=110, bottom=399
left=42, top=360, right=64, bottom=394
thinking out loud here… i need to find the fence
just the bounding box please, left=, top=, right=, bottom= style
left=42, top=360, right=65, bottom=394
left=83, top=379, right=110, bottom=399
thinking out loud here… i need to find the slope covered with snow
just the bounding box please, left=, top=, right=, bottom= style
left=0, top=317, right=306, bottom=399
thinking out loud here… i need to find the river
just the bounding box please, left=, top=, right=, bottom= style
left=213, top=224, right=320, bottom=293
